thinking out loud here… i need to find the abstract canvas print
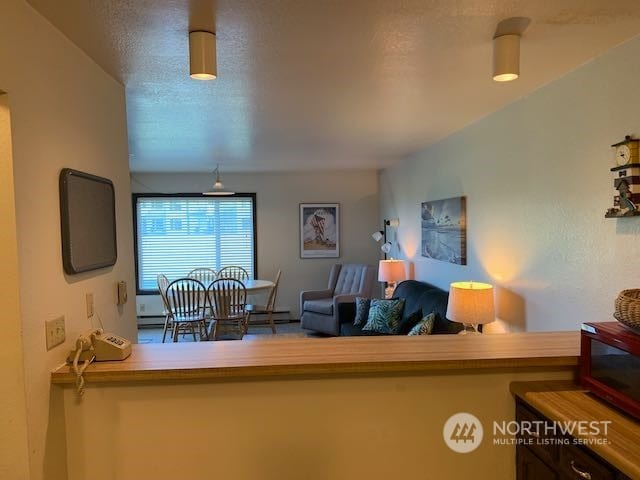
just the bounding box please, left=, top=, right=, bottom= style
left=300, top=203, right=340, bottom=258
left=421, top=196, right=467, bottom=265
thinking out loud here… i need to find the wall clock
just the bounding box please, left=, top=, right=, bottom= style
left=613, top=135, right=638, bottom=166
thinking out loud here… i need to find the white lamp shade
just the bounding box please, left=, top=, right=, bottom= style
left=189, top=31, right=217, bottom=80
left=446, top=282, right=495, bottom=325
left=378, top=260, right=406, bottom=283
left=493, top=34, right=520, bottom=82
left=371, top=231, right=384, bottom=242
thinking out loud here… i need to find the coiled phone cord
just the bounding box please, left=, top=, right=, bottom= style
left=72, top=337, right=93, bottom=396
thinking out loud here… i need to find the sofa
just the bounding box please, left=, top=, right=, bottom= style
left=300, top=263, right=377, bottom=336
left=338, top=279, right=465, bottom=336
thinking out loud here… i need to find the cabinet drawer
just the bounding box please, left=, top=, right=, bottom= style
left=516, top=402, right=559, bottom=465
left=559, top=443, right=615, bottom=480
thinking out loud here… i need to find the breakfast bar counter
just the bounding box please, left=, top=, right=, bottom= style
left=51, top=331, right=580, bottom=385
left=52, top=331, right=582, bottom=480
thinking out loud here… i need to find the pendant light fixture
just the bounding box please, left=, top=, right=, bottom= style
left=189, top=30, right=216, bottom=80
left=203, top=165, right=234, bottom=196
left=492, top=17, right=530, bottom=83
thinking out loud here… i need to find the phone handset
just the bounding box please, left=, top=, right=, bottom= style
left=70, top=333, right=95, bottom=396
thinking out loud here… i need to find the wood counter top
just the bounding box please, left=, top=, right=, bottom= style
left=51, top=331, right=579, bottom=385
left=511, top=380, right=640, bottom=479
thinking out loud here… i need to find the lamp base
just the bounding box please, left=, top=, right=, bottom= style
left=384, top=282, right=396, bottom=299
left=458, top=323, right=481, bottom=335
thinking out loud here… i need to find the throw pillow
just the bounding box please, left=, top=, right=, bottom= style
left=407, top=313, right=436, bottom=336
left=353, top=297, right=371, bottom=326
left=362, top=299, right=405, bottom=334
left=397, top=308, right=423, bottom=335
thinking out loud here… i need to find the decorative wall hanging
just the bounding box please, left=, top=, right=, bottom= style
left=300, top=203, right=340, bottom=258
left=606, top=135, right=640, bottom=218
left=421, top=196, right=467, bottom=265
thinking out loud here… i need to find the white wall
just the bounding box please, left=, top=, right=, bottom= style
left=0, top=94, right=30, bottom=480
left=380, top=35, right=640, bottom=333
left=132, top=171, right=380, bottom=318
left=0, top=1, right=136, bottom=478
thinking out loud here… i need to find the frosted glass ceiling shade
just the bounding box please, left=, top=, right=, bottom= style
left=493, top=34, right=520, bottom=82
left=189, top=31, right=217, bottom=80
left=446, top=282, right=495, bottom=325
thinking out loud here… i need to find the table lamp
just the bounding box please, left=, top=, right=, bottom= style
left=378, top=260, right=406, bottom=299
left=446, top=281, right=495, bottom=334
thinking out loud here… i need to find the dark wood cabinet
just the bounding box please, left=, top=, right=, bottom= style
left=517, top=443, right=559, bottom=480
left=515, top=401, right=629, bottom=480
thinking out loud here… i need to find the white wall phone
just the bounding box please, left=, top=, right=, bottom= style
left=68, top=329, right=131, bottom=395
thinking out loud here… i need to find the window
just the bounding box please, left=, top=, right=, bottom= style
left=134, top=194, right=256, bottom=293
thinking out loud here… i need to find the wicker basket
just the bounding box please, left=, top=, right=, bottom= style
left=614, top=289, right=640, bottom=329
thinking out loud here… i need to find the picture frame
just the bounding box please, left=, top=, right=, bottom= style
left=300, top=203, right=340, bottom=258
left=421, top=196, right=467, bottom=265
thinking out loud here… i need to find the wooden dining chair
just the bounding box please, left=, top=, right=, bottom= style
left=207, top=278, right=248, bottom=340
left=217, top=265, right=249, bottom=281
left=246, top=270, right=282, bottom=334
left=165, top=278, right=209, bottom=342
left=188, top=267, right=217, bottom=287
left=157, top=274, right=173, bottom=343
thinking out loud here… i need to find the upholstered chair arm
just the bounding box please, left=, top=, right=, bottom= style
left=333, top=293, right=359, bottom=306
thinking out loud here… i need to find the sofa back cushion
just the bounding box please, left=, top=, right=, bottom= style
left=393, top=280, right=463, bottom=334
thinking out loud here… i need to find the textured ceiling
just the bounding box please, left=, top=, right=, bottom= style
left=27, top=0, right=640, bottom=172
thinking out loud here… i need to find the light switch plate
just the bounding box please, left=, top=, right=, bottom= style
left=45, top=316, right=66, bottom=350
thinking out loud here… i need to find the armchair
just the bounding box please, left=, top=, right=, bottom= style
left=300, top=264, right=377, bottom=335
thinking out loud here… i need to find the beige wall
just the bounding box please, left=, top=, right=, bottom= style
left=380, top=35, right=640, bottom=333
left=132, top=171, right=380, bottom=318
left=0, top=94, right=31, bottom=479
left=60, top=367, right=572, bottom=480
left=0, top=1, right=136, bottom=479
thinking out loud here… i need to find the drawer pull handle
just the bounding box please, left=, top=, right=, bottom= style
left=570, top=460, right=592, bottom=480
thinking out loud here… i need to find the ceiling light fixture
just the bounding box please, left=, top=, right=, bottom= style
left=492, top=17, right=530, bottom=83
left=189, top=30, right=216, bottom=80
left=493, top=34, right=520, bottom=82
left=203, top=165, right=234, bottom=196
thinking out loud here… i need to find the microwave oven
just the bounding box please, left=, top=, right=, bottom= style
left=580, top=322, right=640, bottom=419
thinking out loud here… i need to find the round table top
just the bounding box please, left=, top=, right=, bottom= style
left=242, top=279, right=274, bottom=292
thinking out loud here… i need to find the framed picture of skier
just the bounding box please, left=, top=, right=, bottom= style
left=300, top=203, right=340, bottom=258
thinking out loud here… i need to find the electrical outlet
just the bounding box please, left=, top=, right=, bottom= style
left=45, top=316, right=66, bottom=350
left=86, top=293, right=94, bottom=318
left=139, top=303, right=146, bottom=314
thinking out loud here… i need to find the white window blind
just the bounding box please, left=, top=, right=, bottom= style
left=135, top=196, right=255, bottom=291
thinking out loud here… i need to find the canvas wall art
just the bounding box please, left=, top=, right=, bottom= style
left=300, top=203, right=340, bottom=258
left=421, top=196, right=467, bottom=265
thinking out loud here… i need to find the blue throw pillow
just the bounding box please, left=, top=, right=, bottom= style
left=407, top=313, right=436, bottom=336
left=353, top=297, right=371, bottom=326
left=362, top=299, right=405, bottom=334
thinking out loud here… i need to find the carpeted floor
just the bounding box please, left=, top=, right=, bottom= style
left=138, top=320, right=308, bottom=343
